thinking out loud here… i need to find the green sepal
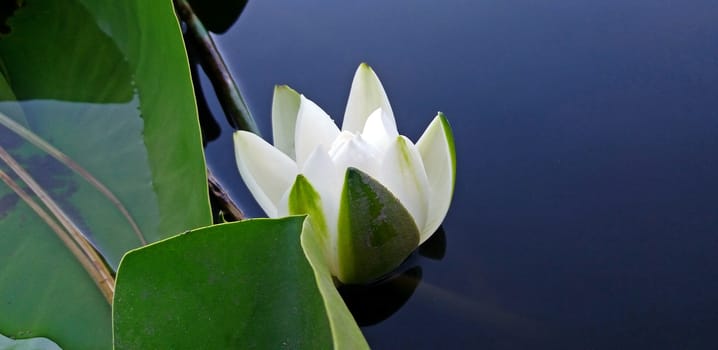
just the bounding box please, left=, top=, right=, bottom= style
left=337, top=167, right=420, bottom=284
left=287, top=174, right=331, bottom=269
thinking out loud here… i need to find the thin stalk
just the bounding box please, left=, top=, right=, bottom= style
left=0, top=170, right=114, bottom=303
left=0, top=145, right=115, bottom=302
left=208, top=170, right=245, bottom=221
left=173, top=0, right=260, bottom=134
left=0, top=112, right=147, bottom=245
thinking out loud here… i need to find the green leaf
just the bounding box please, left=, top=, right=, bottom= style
left=0, top=0, right=211, bottom=348
left=113, top=217, right=368, bottom=349
left=337, top=167, right=420, bottom=284
left=0, top=333, right=61, bottom=350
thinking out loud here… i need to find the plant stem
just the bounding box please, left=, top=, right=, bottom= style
left=0, top=112, right=146, bottom=245
left=0, top=146, right=115, bottom=303
left=0, top=170, right=114, bottom=304
left=208, top=170, right=245, bottom=221
left=173, top=0, right=260, bottom=135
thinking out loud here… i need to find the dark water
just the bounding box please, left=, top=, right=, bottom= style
left=196, top=1, right=718, bottom=348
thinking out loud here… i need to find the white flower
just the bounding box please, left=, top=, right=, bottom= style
left=234, top=63, right=456, bottom=284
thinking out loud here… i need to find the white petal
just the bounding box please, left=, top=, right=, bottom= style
left=328, top=131, right=380, bottom=179
left=271, top=85, right=301, bottom=160
left=233, top=131, right=298, bottom=217
left=276, top=186, right=293, bottom=218
left=301, top=146, right=343, bottom=275
left=295, top=95, right=340, bottom=168
left=302, top=146, right=343, bottom=207
left=342, top=63, right=396, bottom=133
left=361, top=108, right=398, bottom=153
left=379, top=136, right=430, bottom=238
left=416, top=113, right=456, bottom=242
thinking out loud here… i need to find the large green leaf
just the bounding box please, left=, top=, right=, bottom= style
left=0, top=0, right=211, bottom=348
left=113, top=217, right=368, bottom=349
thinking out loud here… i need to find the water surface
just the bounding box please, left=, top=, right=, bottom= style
left=199, top=1, right=718, bottom=348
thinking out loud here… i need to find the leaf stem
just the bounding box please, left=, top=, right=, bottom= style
left=0, top=170, right=113, bottom=303
left=0, top=112, right=147, bottom=245
left=173, top=0, right=260, bottom=135
left=207, top=170, right=245, bottom=221
left=0, top=146, right=114, bottom=303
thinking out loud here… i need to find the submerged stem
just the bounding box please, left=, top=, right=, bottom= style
left=208, top=170, right=245, bottom=221
left=173, top=0, right=260, bottom=134
left=0, top=146, right=115, bottom=303
left=0, top=112, right=147, bottom=245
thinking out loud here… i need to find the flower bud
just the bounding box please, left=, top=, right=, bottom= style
left=234, top=63, right=456, bottom=284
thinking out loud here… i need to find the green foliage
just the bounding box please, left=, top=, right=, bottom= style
left=0, top=1, right=370, bottom=349
left=113, top=217, right=368, bottom=349
left=0, top=0, right=211, bottom=348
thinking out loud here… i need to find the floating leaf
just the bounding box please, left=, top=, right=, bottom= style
left=0, top=0, right=211, bottom=348
left=113, top=217, right=368, bottom=349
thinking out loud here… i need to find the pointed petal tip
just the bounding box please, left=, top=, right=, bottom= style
left=274, top=84, right=298, bottom=93
left=428, top=112, right=456, bottom=173
left=233, top=129, right=252, bottom=141
left=296, top=173, right=309, bottom=183
left=358, top=62, right=371, bottom=70
left=356, top=62, right=378, bottom=78
left=234, top=130, right=268, bottom=152
left=435, top=112, right=451, bottom=126
left=343, top=63, right=393, bottom=133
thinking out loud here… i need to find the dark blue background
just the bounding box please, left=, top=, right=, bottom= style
left=197, top=1, right=718, bottom=348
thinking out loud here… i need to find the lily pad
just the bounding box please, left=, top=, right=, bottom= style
left=113, top=217, right=368, bottom=349
left=0, top=0, right=211, bottom=348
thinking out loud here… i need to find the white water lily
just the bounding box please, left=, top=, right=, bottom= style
left=234, top=63, right=455, bottom=284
